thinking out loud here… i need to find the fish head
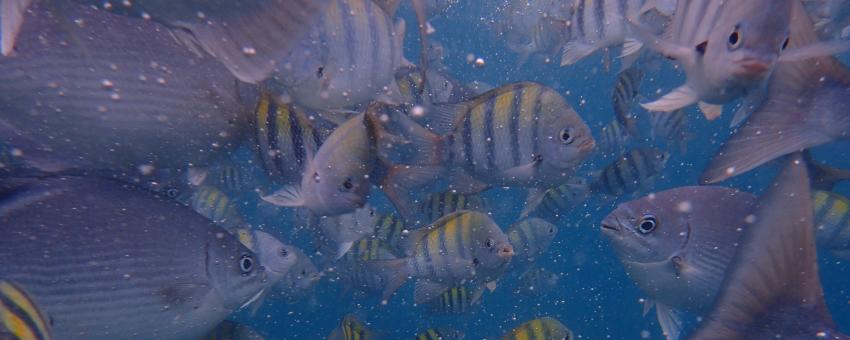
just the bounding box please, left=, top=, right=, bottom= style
left=425, top=70, right=454, bottom=103
left=600, top=194, right=691, bottom=266
left=471, top=215, right=515, bottom=269
left=704, top=1, right=792, bottom=89
left=251, top=231, right=300, bottom=284
left=286, top=250, right=323, bottom=291
left=511, top=218, right=558, bottom=260
left=205, top=229, right=269, bottom=310
left=538, top=90, right=596, bottom=171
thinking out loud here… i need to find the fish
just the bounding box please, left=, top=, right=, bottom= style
left=177, top=185, right=247, bottom=229
left=369, top=211, right=514, bottom=304
left=381, top=82, right=595, bottom=222
left=233, top=228, right=300, bottom=287
left=690, top=154, right=847, bottom=339
left=314, top=205, right=381, bottom=260
left=806, top=151, right=850, bottom=191
left=601, top=186, right=758, bottom=339
left=0, top=176, right=269, bottom=340
left=268, top=0, right=406, bottom=111
left=334, top=237, right=398, bottom=295
left=506, top=218, right=558, bottom=268
left=632, top=0, right=850, bottom=121
left=699, top=1, right=850, bottom=184
left=612, top=66, right=645, bottom=137
left=327, top=314, right=377, bottom=340
left=414, top=327, right=465, bottom=340
left=201, top=320, right=265, bottom=340
left=419, top=191, right=488, bottom=223
left=252, top=92, right=328, bottom=186
left=597, top=120, right=633, bottom=156
left=0, top=2, right=256, bottom=172
left=0, top=280, right=52, bottom=340
left=813, top=190, right=850, bottom=262
left=502, top=317, right=574, bottom=340
left=370, top=211, right=412, bottom=256
left=498, top=0, right=570, bottom=68
left=426, top=285, right=477, bottom=314
left=271, top=246, right=323, bottom=304
left=190, top=159, right=259, bottom=193
left=0, top=0, right=330, bottom=83
left=649, top=109, right=690, bottom=155
left=516, top=267, right=560, bottom=297
left=521, top=177, right=590, bottom=220
left=262, top=107, right=387, bottom=217
left=590, top=148, right=669, bottom=198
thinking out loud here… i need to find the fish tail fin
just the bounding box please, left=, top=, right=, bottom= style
left=560, top=42, right=597, bottom=67
left=804, top=150, right=850, bottom=191
left=1, top=0, right=31, bottom=55
left=366, top=258, right=410, bottom=304
left=168, top=0, right=330, bottom=83
left=260, top=185, right=305, bottom=207
left=380, top=164, right=444, bottom=225
left=692, top=154, right=839, bottom=339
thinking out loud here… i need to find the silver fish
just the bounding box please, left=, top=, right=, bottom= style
left=0, top=177, right=269, bottom=340
left=271, top=246, right=323, bottom=304
left=315, top=205, right=380, bottom=260
left=649, top=109, right=690, bottom=155
left=0, top=2, right=256, bottom=172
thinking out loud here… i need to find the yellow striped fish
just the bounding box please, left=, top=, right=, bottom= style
left=502, top=317, right=573, bottom=340
left=813, top=190, right=850, bottom=261
left=201, top=320, right=265, bottom=340
left=327, top=314, right=377, bottom=340
left=414, top=327, right=465, bottom=340
left=253, top=92, right=326, bottom=185
left=507, top=218, right=559, bottom=267
left=370, top=211, right=514, bottom=304
left=521, top=177, right=590, bottom=220
left=370, top=212, right=410, bottom=256
left=336, top=238, right=398, bottom=294
left=612, top=66, right=644, bottom=136
left=426, top=285, right=476, bottom=314
left=419, top=191, right=488, bottom=223
left=590, top=148, right=670, bottom=197
left=0, top=280, right=52, bottom=340
left=177, top=185, right=246, bottom=229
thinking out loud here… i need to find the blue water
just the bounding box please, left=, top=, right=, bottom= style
left=225, top=2, right=850, bottom=339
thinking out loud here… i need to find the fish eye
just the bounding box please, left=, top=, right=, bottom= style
left=559, top=128, right=574, bottom=144
left=239, top=254, right=254, bottom=275
left=485, top=238, right=494, bottom=248
left=316, top=66, right=324, bottom=78
left=312, top=172, right=320, bottom=183
left=165, top=188, right=179, bottom=198
left=280, top=247, right=288, bottom=257
left=781, top=37, right=790, bottom=50
left=342, top=178, right=353, bottom=190
left=548, top=227, right=555, bottom=233
left=637, top=215, right=657, bottom=234
left=728, top=28, right=742, bottom=50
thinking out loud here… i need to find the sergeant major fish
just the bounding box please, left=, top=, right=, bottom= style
left=0, top=280, right=52, bottom=340
left=590, top=148, right=669, bottom=198
left=502, top=317, right=574, bottom=340
left=506, top=218, right=559, bottom=268
left=612, top=66, right=645, bottom=137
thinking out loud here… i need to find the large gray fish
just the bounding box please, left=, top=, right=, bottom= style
left=701, top=1, right=850, bottom=184
left=0, top=177, right=269, bottom=340
left=601, top=186, right=757, bottom=339
left=1, top=0, right=330, bottom=83
left=634, top=0, right=849, bottom=121
left=691, top=155, right=846, bottom=339
left=268, top=0, right=406, bottom=111
left=0, top=2, right=256, bottom=172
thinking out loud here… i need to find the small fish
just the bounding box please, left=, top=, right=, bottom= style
left=813, top=190, right=850, bottom=262
left=327, top=314, right=377, bottom=340
left=649, top=109, right=690, bottom=155
left=426, top=285, right=476, bottom=314
left=691, top=155, right=847, bottom=339
left=497, top=0, right=571, bottom=67
left=502, top=317, right=574, bottom=340
left=521, top=177, right=590, bottom=220
left=505, top=15, right=569, bottom=68
left=335, top=238, right=398, bottom=295
left=0, top=280, right=52, bottom=340
left=597, top=120, right=633, bottom=156
left=272, top=246, right=323, bottom=304
left=233, top=229, right=299, bottom=287
left=177, top=185, right=247, bottom=229
left=190, top=159, right=259, bottom=193
left=590, top=148, right=670, bottom=197
left=201, top=320, right=265, bottom=340
left=315, top=206, right=381, bottom=260
left=517, top=267, right=560, bottom=297
left=414, top=327, right=465, bottom=340
left=506, top=218, right=558, bottom=268
left=612, top=67, right=645, bottom=136
left=701, top=3, right=850, bottom=183
left=269, top=0, right=406, bottom=111
left=370, top=211, right=411, bottom=256
left=0, top=177, right=269, bottom=340
left=419, top=191, right=488, bottom=223
left=369, top=211, right=514, bottom=304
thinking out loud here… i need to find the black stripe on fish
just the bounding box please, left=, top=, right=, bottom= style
left=484, top=96, right=496, bottom=171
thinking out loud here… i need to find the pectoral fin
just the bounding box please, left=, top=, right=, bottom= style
left=641, top=85, right=699, bottom=113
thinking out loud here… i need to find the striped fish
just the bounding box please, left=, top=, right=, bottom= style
left=177, top=185, right=247, bottom=229
left=271, top=0, right=405, bottom=111
left=201, top=320, right=265, bottom=340
left=521, top=177, right=590, bottom=220
left=502, top=317, right=574, bottom=340
left=316, top=206, right=381, bottom=260
left=649, top=109, right=690, bottom=154
left=370, top=211, right=514, bottom=304
left=560, top=0, right=657, bottom=67
left=371, top=212, right=411, bottom=256
left=327, top=314, right=376, bottom=340
left=414, top=327, right=465, bottom=340
left=419, top=191, right=488, bottom=223
left=590, top=147, right=670, bottom=197
left=336, top=238, right=398, bottom=294
left=253, top=92, right=326, bottom=185
left=427, top=285, right=476, bottom=314
left=0, top=281, right=52, bottom=340
left=612, top=66, right=645, bottom=136
left=597, top=120, right=633, bottom=156
left=813, top=190, right=850, bottom=261
left=507, top=218, right=559, bottom=268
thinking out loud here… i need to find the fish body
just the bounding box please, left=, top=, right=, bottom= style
left=335, top=238, right=398, bottom=294
left=327, top=314, right=377, bottom=340
left=427, top=285, right=475, bottom=314
left=506, top=218, right=558, bottom=268
left=597, top=120, right=633, bottom=156
left=560, top=0, right=657, bottom=67
left=0, top=280, right=52, bottom=340
left=649, top=109, right=689, bottom=154
left=272, top=246, right=323, bottom=304
left=177, top=184, right=246, bottom=229
left=813, top=190, right=850, bottom=261
left=201, top=320, right=265, bottom=340
left=269, top=0, right=405, bottom=111
left=0, top=2, right=255, bottom=172
left=233, top=229, right=299, bottom=286
left=502, top=317, right=573, bottom=340
left=419, top=191, right=488, bottom=223
left=414, top=327, right=465, bottom=340
left=590, top=148, right=669, bottom=197
left=521, top=177, right=590, bottom=220
left=0, top=177, right=268, bottom=340
left=498, top=0, right=571, bottom=67
left=612, top=66, right=644, bottom=136
left=316, top=205, right=381, bottom=259
left=370, top=211, right=411, bottom=255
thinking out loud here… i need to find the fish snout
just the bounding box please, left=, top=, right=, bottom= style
left=600, top=215, right=622, bottom=234
left=734, top=58, right=771, bottom=79
left=578, top=137, right=596, bottom=153
left=498, top=244, right=515, bottom=259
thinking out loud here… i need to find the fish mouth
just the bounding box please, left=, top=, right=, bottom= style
left=733, top=58, right=771, bottom=78
left=577, top=138, right=596, bottom=153
left=600, top=214, right=622, bottom=234
left=497, top=244, right=515, bottom=259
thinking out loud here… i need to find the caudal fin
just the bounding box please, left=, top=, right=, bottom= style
left=691, top=154, right=841, bottom=339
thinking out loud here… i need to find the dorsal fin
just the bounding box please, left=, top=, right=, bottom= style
left=691, top=154, right=841, bottom=339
